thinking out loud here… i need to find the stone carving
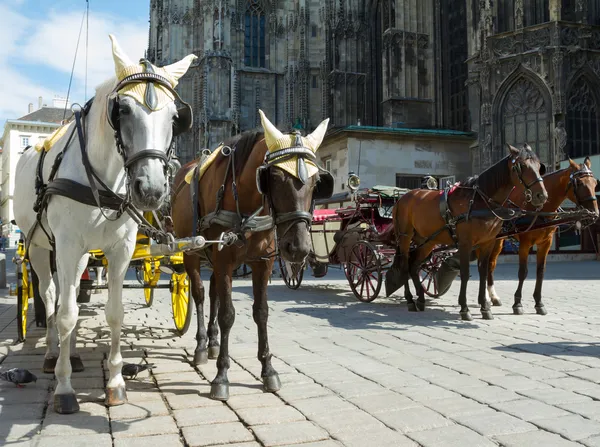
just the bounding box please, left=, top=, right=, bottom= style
left=554, top=121, right=567, bottom=162
left=481, top=102, right=491, bottom=124
left=524, top=27, right=551, bottom=52
left=492, top=36, right=517, bottom=57
left=561, top=26, right=580, bottom=47
left=482, top=133, right=492, bottom=167
left=515, top=0, right=523, bottom=30
left=503, top=78, right=546, bottom=117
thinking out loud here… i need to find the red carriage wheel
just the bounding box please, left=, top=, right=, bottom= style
left=419, top=259, right=441, bottom=298
left=278, top=257, right=304, bottom=290
left=344, top=241, right=382, bottom=303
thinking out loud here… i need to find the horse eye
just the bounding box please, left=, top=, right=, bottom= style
left=119, top=104, right=131, bottom=115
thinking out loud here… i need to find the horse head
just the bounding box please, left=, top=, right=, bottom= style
left=106, top=35, right=196, bottom=211
left=567, top=157, right=599, bottom=217
left=507, top=143, right=548, bottom=208
left=257, top=110, right=333, bottom=263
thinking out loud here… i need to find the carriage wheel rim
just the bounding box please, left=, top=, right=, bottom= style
left=172, top=273, right=189, bottom=331
left=348, top=242, right=382, bottom=302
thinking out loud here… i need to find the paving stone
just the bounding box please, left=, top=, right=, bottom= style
left=423, top=396, right=491, bottom=417
left=559, top=401, right=600, bottom=421
left=483, top=374, right=553, bottom=391
left=291, top=395, right=356, bottom=416
left=495, top=430, right=582, bottom=446
left=109, top=399, right=171, bottom=420
left=452, top=408, right=537, bottom=437
left=396, top=384, right=461, bottom=402
left=0, top=419, right=41, bottom=441
left=182, top=422, right=255, bottom=447
left=334, top=428, right=417, bottom=447
left=112, top=415, right=179, bottom=438
left=173, top=405, right=238, bottom=427
left=237, top=404, right=306, bottom=425
left=491, top=398, right=571, bottom=421
left=35, top=434, right=113, bottom=447
left=533, top=414, right=600, bottom=441
left=518, top=387, right=593, bottom=405
left=582, top=435, right=600, bottom=447
left=408, top=424, right=497, bottom=447
left=251, top=421, right=329, bottom=446
left=42, top=410, right=110, bottom=436
left=279, top=442, right=341, bottom=447
left=457, top=385, right=521, bottom=404
left=113, top=434, right=184, bottom=447
left=376, top=406, right=453, bottom=433
left=276, top=383, right=332, bottom=401
left=347, top=391, right=419, bottom=414
left=0, top=402, right=45, bottom=421
left=227, top=392, right=285, bottom=410
left=309, top=409, right=385, bottom=435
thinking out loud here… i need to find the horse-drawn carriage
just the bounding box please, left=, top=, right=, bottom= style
left=279, top=176, right=408, bottom=302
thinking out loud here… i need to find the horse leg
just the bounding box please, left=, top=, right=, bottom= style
left=103, top=243, right=133, bottom=407
left=487, top=239, right=504, bottom=306
left=512, top=239, right=532, bottom=315
left=210, top=263, right=235, bottom=401
left=53, top=249, right=88, bottom=414
left=533, top=236, right=552, bottom=316
left=477, top=241, right=495, bottom=320
left=29, top=246, right=59, bottom=374
left=207, top=273, right=220, bottom=359
left=250, top=260, right=280, bottom=392
left=457, top=241, right=473, bottom=321
left=409, top=244, right=435, bottom=312
left=185, top=254, right=208, bottom=365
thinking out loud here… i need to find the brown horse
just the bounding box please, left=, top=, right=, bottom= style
left=483, top=157, right=598, bottom=315
left=171, top=110, right=333, bottom=400
left=387, top=144, right=548, bottom=321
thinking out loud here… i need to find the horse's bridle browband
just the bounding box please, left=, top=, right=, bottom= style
left=567, top=166, right=598, bottom=204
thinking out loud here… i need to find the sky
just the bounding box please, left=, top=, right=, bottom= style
left=0, top=0, right=149, bottom=126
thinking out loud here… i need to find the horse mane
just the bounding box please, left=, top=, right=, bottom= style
left=217, top=130, right=265, bottom=176
left=463, top=146, right=540, bottom=197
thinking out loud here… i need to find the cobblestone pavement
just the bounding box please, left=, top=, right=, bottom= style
left=2, top=260, right=600, bottom=446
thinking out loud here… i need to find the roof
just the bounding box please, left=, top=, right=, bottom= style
left=326, top=125, right=476, bottom=140
left=17, top=107, right=70, bottom=124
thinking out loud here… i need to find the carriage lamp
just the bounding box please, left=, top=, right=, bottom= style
left=348, top=172, right=360, bottom=191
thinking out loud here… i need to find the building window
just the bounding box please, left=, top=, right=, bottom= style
left=524, top=0, right=549, bottom=27
left=396, top=175, right=422, bottom=189
left=500, top=77, right=550, bottom=165
left=322, top=157, right=331, bottom=172
left=589, top=0, right=600, bottom=25
left=382, top=0, right=396, bottom=30
left=20, top=136, right=30, bottom=148
left=244, top=0, right=266, bottom=68
left=496, top=0, right=514, bottom=32
left=566, top=76, right=600, bottom=158
left=312, top=76, right=318, bottom=89
left=441, top=0, right=469, bottom=131
left=311, top=25, right=317, bottom=38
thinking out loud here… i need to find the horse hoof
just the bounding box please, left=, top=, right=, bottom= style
left=70, top=355, right=85, bottom=373
left=54, top=393, right=79, bottom=414
left=491, top=298, right=502, bottom=307
left=208, top=346, right=220, bottom=359
left=407, top=303, right=417, bottom=312
left=105, top=385, right=128, bottom=407
left=535, top=305, right=548, bottom=316
left=481, top=310, right=494, bottom=320
left=416, top=301, right=426, bottom=312
left=194, top=349, right=208, bottom=365
left=210, top=383, right=229, bottom=401
left=460, top=311, right=472, bottom=321
left=43, top=356, right=58, bottom=374
left=263, top=374, right=281, bottom=393
left=513, top=306, right=524, bottom=315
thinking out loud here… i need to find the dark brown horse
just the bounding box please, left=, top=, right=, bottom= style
left=387, top=144, right=548, bottom=320
left=171, top=110, right=332, bottom=400
left=483, top=157, right=598, bottom=315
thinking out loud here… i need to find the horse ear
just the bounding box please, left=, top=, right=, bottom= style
left=109, top=34, right=133, bottom=77
left=507, top=144, right=519, bottom=156
left=568, top=158, right=579, bottom=170
left=258, top=109, right=284, bottom=150
left=306, top=118, right=330, bottom=152
left=584, top=156, right=592, bottom=169
left=163, top=54, right=198, bottom=85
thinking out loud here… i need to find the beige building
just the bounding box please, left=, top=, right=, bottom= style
left=0, top=98, right=66, bottom=246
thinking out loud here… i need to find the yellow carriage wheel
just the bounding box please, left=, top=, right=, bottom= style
left=141, top=259, right=161, bottom=307
left=171, top=272, right=192, bottom=336
left=17, top=262, right=30, bottom=342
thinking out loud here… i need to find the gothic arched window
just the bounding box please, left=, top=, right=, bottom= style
left=500, top=77, right=550, bottom=165
left=244, top=0, right=266, bottom=68
left=566, top=76, right=600, bottom=158
left=497, top=0, right=514, bottom=32
left=524, top=0, right=549, bottom=27
left=382, top=0, right=396, bottom=31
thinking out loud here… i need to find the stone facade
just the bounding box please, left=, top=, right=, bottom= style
left=465, top=0, right=600, bottom=172
left=147, top=0, right=440, bottom=164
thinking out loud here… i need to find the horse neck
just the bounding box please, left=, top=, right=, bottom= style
left=540, top=169, right=570, bottom=211
left=239, top=140, right=268, bottom=212
left=84, top=99, right=127, bottom=192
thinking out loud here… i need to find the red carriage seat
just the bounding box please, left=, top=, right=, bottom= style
left=312, top=208, right=341, bottom=222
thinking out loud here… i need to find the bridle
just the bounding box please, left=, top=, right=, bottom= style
left=106, top=59, right=192, bottom=177
left=567, top=165, right=598, bottom=206
left=511, top=156, right=544, bottom=204
left=256, top=133, right=324, bottom=239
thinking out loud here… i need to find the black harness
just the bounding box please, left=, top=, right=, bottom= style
left=29, top=61, right=193, bottom=251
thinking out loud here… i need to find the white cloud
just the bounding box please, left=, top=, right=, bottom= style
left=0, top=2, right=147, bottom=123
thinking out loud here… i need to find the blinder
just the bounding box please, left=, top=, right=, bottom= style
left=313, top=170, right=334, bottom=200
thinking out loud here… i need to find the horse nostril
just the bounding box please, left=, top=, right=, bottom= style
left=133, top=179, right=143, bottom=197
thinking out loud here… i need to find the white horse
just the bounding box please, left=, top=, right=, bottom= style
left=13, top=35, right=196, bottom=414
